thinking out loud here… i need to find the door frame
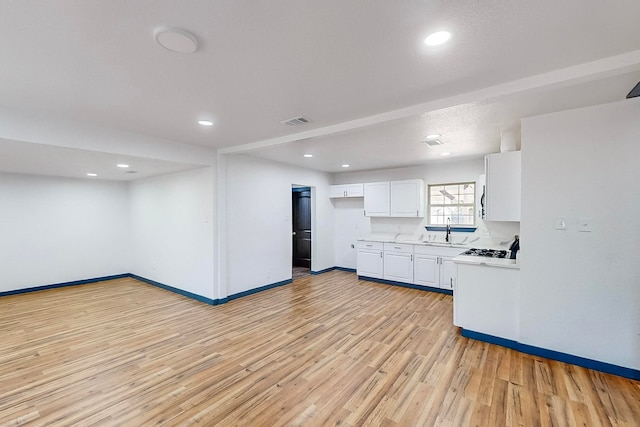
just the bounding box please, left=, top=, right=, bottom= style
left=291, top=184, right=315, bottom=272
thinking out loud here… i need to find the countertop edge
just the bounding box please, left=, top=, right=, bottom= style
left=453, top=255, right=520, bottom=270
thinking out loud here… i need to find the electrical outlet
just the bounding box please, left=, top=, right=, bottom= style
left=554, top=218, right=567, bottom=230
left=578, top=217, right=592, bottom=232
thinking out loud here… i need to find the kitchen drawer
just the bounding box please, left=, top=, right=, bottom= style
left=357, top=241, right=384, bottom=250
left=383, top=242, right=413, bottom=253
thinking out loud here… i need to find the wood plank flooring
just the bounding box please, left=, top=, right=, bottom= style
left=1, top=272, right=638, bottom=426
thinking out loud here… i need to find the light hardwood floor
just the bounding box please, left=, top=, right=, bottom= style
left=1, top=272, right=638, bottom=426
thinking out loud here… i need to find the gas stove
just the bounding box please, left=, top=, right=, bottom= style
left=461, top=248, right=508, bottom=258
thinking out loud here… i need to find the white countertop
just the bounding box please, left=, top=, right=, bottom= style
left=357, top=237, right=472, bottom=249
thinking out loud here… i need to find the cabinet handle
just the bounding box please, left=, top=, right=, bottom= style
left=411, top=254, right=413, bottom=261
left=380, top=252, right=383, bottom=258
left=450, top=278, right=453, bottom=287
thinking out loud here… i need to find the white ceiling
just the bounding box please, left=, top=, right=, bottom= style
left=0, top=1, right=639, bottom=178
left=0, top=139, right=203, bottom=181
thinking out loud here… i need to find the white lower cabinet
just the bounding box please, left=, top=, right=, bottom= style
left=357, top=241, right=463, bottom=292
left=356, top=241, right=384, bottom=279
left=413, top=253, right=439, bottom=287
left=440, top=257, right=457, bottom=290
left=413, top=246, right=461, bottom=290
left=383, top=243, right=414, bottom=283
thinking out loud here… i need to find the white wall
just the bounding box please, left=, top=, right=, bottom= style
left=224, top=154, right=333, bottom=296
left=0, top=172, right=130, bottom=292
left=331, top=159, right=519, bottom=269
left=520, top=98, right=640, bottom=370
left=129, top=167, right=215, bottom=299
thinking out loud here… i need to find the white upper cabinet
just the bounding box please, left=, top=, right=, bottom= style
left=363, top=179, right=424, bottom=217
left=364, top=182, right=390, bottom=216
left=390, top=179, right=424, bottom=217
left=329, top=183, right=364, bottom=198
left=484, top=151, right=521, bottom=221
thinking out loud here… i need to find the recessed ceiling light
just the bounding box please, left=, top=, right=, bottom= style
left=154, top=27, right=198, bottom=53
left=440, top=152, right=451, bottom=156
left=303, top=154, right=313, bottom=158
left=424, top=31, right=451, bottom=46
left=426, top=134, right=441, bottom=140
left=342, top=164, right=350, bottom=168
left=117, top=164, right=130, bottom=168
left=86, top=173, right=98, bottom=177
left=198, top=120, right=214, bottom=126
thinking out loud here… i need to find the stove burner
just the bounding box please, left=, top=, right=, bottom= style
left=461, top=248, right=508, bottom=258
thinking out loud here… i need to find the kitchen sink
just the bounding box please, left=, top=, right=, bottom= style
left=423, top=241, right=467, bottom=247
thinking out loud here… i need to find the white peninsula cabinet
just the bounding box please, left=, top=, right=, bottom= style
left=484, top=151, right=521, bottom=221
left=356, top=241, right=384, bottom=279
left=454, top=260, right=520, bottom=340
left=329, top=183, right=364, bottom=198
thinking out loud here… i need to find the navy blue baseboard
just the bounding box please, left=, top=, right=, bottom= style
left=311, top=266, right=357, bottom=275
left=128, top=274, right=218, bottom=305
left=358, top=276, right=453, bottom=296
left=226, top=279, right=292, bottom=301
left=0, top=274, right=130, bottom=298
left=461, top=329, right=640, bottom=381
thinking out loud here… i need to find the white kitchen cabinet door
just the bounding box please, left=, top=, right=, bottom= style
left=485, top=151, right=521, bottom=221
left=390, top=179, right=424, bottom=217
left=329, top=185, right=346, bottom=198
left=356, top=241, right=384, bottom=279
left=413, top=253, right=439, bottom=287
left=364, top=182, right=390, bottom=217
left=346, top=184, right=364, bottom=197
left=440, top=257, right=457, bottom=290
left=330, top=184, right=364, bottom=198
left=383, top=251, right=413, bottom=283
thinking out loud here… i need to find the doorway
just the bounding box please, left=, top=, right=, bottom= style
left=292, top=186, right=311, bottom=279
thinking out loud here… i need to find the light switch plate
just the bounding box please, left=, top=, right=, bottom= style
left=554, top=217, right=567, bottom=230
left=579, top=217, right=592, bottom=232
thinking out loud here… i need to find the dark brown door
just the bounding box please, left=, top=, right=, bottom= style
left=292, top=188, right=311, bottom=268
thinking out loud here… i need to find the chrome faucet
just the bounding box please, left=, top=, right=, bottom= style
left=445, top=217, right=451, bottom=242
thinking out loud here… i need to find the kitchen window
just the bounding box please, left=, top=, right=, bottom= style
left=428, top=182, right=475, bottom=226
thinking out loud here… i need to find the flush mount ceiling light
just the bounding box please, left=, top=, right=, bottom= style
left=116, top=164, right=130, bottom=168
left=440, top=152, right=452, bottom=156
left=198, top=120, right=214, bottom=126
left=303, top=154, right=313, bottom=158
left=425, top=133, right=441, bottom=140
left=342, top=164, right=350, bottom=168
left=154, top=26, right=198, bottom=53
left=424, top=31, right=451, bottom=46
left=86, top=173, right=97, bottom=177
left=423, top=138, right=444, bottom=147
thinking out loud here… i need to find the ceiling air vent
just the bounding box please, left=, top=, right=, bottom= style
left=280, top=116, right=311, bottom=126
left=423, top=139, right=444, bottom=147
